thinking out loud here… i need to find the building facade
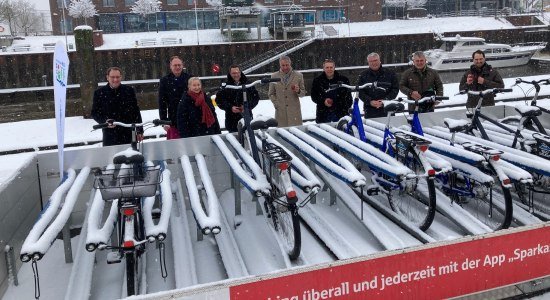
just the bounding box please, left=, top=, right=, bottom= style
left=48, top=0, right=382, bottom=35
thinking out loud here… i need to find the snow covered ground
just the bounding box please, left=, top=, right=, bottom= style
left=2, top=14, right=548, bottom=53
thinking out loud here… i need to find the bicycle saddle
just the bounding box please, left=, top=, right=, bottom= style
left=113, top=148, right=144, bottom=165
left=514, top=105, right=542, bottom=117
left=250, top=117, right=278, bottom=130
left=384, top=103, right=404, bottom=114
left=443, top=118, right=470, bottom=133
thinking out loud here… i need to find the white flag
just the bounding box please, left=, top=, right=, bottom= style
left=54, top=41, right=69, bottom=180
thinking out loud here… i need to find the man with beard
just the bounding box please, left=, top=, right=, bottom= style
left=459, top=50, right=504, bottom=108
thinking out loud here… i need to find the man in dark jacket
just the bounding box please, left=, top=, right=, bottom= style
left=310, top=59, right=352, bottom=123
left=357, top=52, right=399, bottom=118
left=92, top=67, right=142, bottom=146
left=399, top=51, right=444, bottom=113
left=215, top=65, right=260, bottom=132
left=158, top=56, right=192, bottom=139
left=459, top=50, right=504, bottom=108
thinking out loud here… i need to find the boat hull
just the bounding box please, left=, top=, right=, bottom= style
left=427, top=49, right=539, bottom=71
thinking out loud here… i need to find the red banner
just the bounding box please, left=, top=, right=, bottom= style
left=230, top=226, right=550, bottom=300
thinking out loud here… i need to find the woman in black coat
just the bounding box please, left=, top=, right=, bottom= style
left=177, top=77, right=221, bottom=138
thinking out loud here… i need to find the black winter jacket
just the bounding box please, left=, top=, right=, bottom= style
left=158, top=72, right=192, bottom=127
left=310, top=71, right=352, bottom=123
left=177, top=91, right=221, bottom=138
left=91, top=84, right=142, bottom=146
left=357, top=66, right=399, bottom=118
left=215, top=72, right=260, bottom=132
left=459, top=63, right=504, bottom=108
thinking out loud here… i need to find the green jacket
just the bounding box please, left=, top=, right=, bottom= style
left=399, top=66, right=444, bottom=112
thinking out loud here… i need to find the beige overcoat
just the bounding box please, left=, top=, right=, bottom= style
left=268, top=69, right=306, bottom=127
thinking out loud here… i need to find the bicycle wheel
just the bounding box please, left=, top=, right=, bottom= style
left=268, top=196, right=301, bottom=260
left=389, top=177, right=436, bottom=231
left=125, top=252, right=139, bottom=296
left=390, top=150, right=436, bottom=231
left=452, top=177, right=513, bottom=230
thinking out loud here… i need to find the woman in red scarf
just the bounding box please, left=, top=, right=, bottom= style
left=177, top=77, right=221, bottom=138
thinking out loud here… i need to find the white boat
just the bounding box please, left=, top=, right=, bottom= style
left=423, top=35, right=547, bottom=71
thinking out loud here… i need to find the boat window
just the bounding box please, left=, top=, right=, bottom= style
left=443, top=42, right=455, bottom=51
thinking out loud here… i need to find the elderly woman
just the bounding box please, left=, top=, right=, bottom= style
left=177, top=77, right=221, bottom=138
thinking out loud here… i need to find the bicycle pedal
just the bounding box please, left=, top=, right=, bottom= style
left=106, top=252, right=122, bottom=264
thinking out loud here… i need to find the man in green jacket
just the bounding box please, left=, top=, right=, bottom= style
left=399, top=51, right=444, bottom=113
left=459, top=50, right=504, bottom=108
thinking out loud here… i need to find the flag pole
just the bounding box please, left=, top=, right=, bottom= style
left=194, top=0, right=199, bottom=45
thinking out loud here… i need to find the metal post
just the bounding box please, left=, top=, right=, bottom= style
left=197, top=226, right=203, bottom=241
left=4, top=245, right=18, bottom=286
left=231, top=171, right=241, bottom=216
left=62, top=220, right=73, bottom=263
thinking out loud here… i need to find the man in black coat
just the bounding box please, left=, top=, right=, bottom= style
left=357, top=52, right=399, bottom=118
left=310, top=59, right=352, bottom=123
left=158, top=56, right=192, bottom=139
left=91, top=67, right=142, bottom=146
left=215, top=65, right=260, bottom=132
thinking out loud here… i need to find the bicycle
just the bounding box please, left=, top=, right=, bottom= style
left=393, top=95, right=515, bottom=230
left=220, top=77, right=317, bottom=260
left=455, top=88, right=550, bottom=160
left=88, top=119, right=171, bottom=297
left=502, top=78, right=550, bottom=132
left=331, top=83, right=440, bottom=231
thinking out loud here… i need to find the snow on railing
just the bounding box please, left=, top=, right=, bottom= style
left=143, top=168, right=173, bottom=240
left=263, top=132, right=321, bottom=193
left=21, top=167, right=90, bottom=261
left=85, top=190, right=118, bottom=248
left=181, top=155, right=221, bottom=235
left=211, top=134, right=270, bottom=195
left=277, top=127, right=366, bottom=187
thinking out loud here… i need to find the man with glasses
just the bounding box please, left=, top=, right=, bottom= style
left=158, top=56, right=193, bottom=139
left=357, top=52, right=399, bottom=118
left=310, top=58, right=352, bottom=123
left=92, top=67, right=143, bottom=146
left=399, top=51, right=444, bottom=113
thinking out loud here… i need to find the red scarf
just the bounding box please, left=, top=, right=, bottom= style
left=188, top=90, right=216, bottom=128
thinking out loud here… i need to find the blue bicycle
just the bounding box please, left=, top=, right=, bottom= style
left=332, top=82, right=438, bottom=231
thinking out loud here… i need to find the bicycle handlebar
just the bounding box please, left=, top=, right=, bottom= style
left=92, top=119, right=171, bottom=130
left=456, top=88, right=513, bottom=97
left=396, top=95, right=449, bottom=104
left=513, top=78, right=550, bottom=86
left=221, top=77, right=281, bottom=90
left=326, top=81, right=390, bottom=92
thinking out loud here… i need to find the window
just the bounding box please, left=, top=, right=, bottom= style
left=59, top=18, right=73, bottom=33
left=167, top=0, right=178, bottom=4
left=103, top=0, right=115, bottom=7
left=188, top=0, right=194, bottom=5
left=125, top=0, right=136, bottom=6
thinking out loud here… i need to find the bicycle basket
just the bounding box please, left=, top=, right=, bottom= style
left=94, top=165, right=162, bottom=200
left=533, top=133, right=550, bottom=159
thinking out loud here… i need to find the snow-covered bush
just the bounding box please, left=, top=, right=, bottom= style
left=68, top=0, right=98, bottom=25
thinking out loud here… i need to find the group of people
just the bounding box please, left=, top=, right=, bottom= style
left=91, top=50, right=504, bottom=147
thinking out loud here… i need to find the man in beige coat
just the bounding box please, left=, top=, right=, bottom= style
left=268, top=56, right=306, bottom=127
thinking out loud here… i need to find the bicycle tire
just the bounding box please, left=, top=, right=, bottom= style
left=125, top=251, right=139, bottom=296
left=389, top=149, right=436, bottom=231
left=269, top=197, right=301, bottom=260
left=452, top=177, right=513, bottom=230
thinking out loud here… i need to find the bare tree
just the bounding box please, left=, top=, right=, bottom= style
left=2, top=0, right=41, bottom=36
left=131, top=0, right=162, bottom=32
left=68, top=0, right=98, bottom=25
left=0, top=0, right=17, bottom=35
